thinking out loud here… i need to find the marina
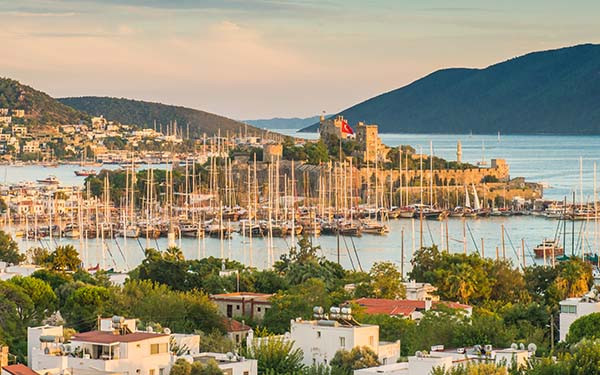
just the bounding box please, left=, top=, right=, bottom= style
left=3, top=131, right=600, bottom=274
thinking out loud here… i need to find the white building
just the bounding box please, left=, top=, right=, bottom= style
left=403, top=281, right=439, bottom=302
left=28, top=316, right=256, bottom=375
left=289, top=308, right=400, bottom=367
left=559, top=290, right=600, bottom=341
left=354, top=345, right=532, bottom=375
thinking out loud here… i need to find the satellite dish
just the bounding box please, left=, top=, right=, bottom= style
left=519, top=343, right=525, bottom=350
left=528, top=343, right=537, bottom=353
left=146, top=326, right=154, bottom=333
left=163, top=328, right=171, bottom=335
left=510, top=343, right=518, bottom=350
left=415, top=351, right=423, bottom=358
left=226, top=352, right=234, bottom=360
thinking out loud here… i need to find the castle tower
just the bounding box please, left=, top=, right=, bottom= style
left=457, top=141, right=462, bottom=163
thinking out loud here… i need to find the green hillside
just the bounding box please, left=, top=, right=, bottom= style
left=0, top=77, right=88, bottom=124
left=59, top=96, right=266, bottom=138
left=301, top=44, right=600, bottom=134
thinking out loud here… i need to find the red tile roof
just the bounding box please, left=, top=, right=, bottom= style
left=71, top=331, right=168, bottom=344
left=2, top=364, right=38, bottom=375
left=353, top=298, right=471, bottom=317
left=223, top=318, right=251, bottom=332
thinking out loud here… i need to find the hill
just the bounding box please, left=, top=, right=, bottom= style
left=0, top=77, right=88, bottom=124
left=300, top=44, right=600, bottom=134
left=244, top=116, right=321, bottom=130
left=59, top=96, right=267, bottom=137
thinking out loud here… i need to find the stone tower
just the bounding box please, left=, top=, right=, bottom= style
left=457, top=141, right=462, bottom=163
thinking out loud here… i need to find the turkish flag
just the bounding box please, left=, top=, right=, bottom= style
left=341, top=120, right=354, bottom=135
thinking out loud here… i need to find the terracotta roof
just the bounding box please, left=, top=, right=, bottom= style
left=2, top=364, right=38, bottom=375
left=223, top=318, right=251, bottom=332
left=71, top=331, right=168, bottom=344
left=353, top=298, right=471, bottom=317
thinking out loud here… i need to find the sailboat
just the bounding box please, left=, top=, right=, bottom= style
left=476, top=141, right=487, bottom=166
left=472, top=184, right=490, bottom=217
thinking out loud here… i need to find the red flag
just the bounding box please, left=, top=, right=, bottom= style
left=341, top=119, right=354, bottom=135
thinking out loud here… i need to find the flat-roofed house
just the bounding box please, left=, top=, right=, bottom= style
left=210, top=292, right=272, bottom=320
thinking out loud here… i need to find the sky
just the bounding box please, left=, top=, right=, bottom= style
left=0, top=0, right=599, bottom=120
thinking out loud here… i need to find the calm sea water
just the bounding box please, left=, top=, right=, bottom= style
left=3, top=132, right=600, bottom=273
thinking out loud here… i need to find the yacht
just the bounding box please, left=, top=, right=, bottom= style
left=533, top=239, right=564, bottom=258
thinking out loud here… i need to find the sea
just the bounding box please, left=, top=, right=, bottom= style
left=3, top=131, right=600, bottom=274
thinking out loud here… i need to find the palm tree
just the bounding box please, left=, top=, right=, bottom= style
left=164, top=246, right=185, bottom=261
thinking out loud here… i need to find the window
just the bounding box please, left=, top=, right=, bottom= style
left=159, top=369, right=164, bottom=375
left=340, top=337, right=345, bottom=348
left=236, top=305, right=240, bottom=310
left=369, top=336, right=374, bottom=346
left=150, top=369, right=155, bottom=375
left=227, top=304, right=233, bottom=318
left=561, top=305, right=577, bottom=314
left=150, top=343, right=168, bottom=355
left=257, top=307, right=262, bottom=312
left=317, top=331, right=321, bottom=338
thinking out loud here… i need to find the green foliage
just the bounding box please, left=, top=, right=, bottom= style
left=0, top=230, right=25, bottom=264
left=0, top=77, right=88, bottom=125
left=170, top=358, right=192, bottom=375
left=112, top=279, right=224, bottom=334
left=8, top=276, right=57, bottom=323
left=566, top=312, right=600, bottom=345
left=28, top=246, right=51, bottom=266
left=63, top=285, right=111, bottom=331
left=432, top=363, right=508, bottom=375
left=330, top=346, right=379, bottom=374
left=409, top=246, right=528, bottom=305
left=198, top=330, right=236, bottom=353
left=368, top=261, right=405, bottom=299
left=241, top=337, right=304, bottom=374
left=263, top=278, right=331, bottom=334
left=49, top=245, right=82, bottom=272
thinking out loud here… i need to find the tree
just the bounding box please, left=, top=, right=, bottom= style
left=112, top=280, right=224, bottom=334
left=50, top=245, right=81, bottom=272
left=191, top=360, right=223, bottom=375
left=164, top=246, right=185, bottom=261
left=27, top=247, right=51, bottom=266
left=553, top=258, right=592, bottom=301
left=7, top=276, right=57, bottom=323
left=566, top=312, right=600, bottom=345
left=198, top=330, right=235, bottom=353
left=170, top=358, right=192, bottom=375
left=263, top=278, right=331, bottom=334
left=330, top=346, right=379, bottom=374
left=432, top=363, right=507, bottom=375
left=369, top=262, right=405, bottom=299
left=241, top=337, right=304, bottom=374
left=0, top=230, right=25, bottom=264
left=63, top=285, right=111, bottom=331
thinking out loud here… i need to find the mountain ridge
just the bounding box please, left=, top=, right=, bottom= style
left=300, top=43, right=600, bottom=134
left=59, top=96, right=267, bottom=137
left=0, top=77, right=89, bottom=125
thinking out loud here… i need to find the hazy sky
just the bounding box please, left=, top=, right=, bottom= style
left=1, top=0, right=599, bottom=119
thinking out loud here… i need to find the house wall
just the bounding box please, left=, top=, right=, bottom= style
left=290, top=321, right=380, bottom=366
